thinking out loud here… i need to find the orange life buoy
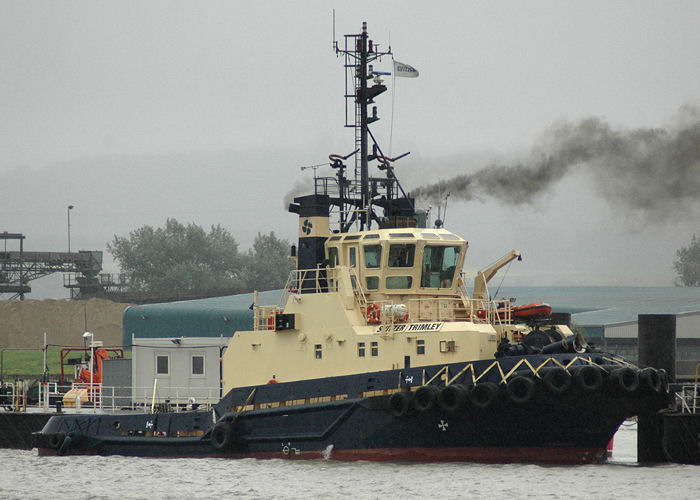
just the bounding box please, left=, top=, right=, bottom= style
left=366, top=303, right=381, bottom=324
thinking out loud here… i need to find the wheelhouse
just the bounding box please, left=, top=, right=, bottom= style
left=325, top=229, right=467, bottom=296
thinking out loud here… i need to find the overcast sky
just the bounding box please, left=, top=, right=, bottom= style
left=2, top=1, right=699, bottom=299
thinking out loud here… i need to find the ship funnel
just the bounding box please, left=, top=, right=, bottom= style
left=290, top=194, right=330, bottom=271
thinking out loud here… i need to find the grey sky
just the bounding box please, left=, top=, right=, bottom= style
left=2, top=1, right=699, bottom=298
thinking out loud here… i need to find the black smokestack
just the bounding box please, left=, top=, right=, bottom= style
left=412, top=105, right=700, bottom=221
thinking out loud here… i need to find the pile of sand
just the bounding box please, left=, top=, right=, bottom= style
left=0, top=298, right=130, bottom=349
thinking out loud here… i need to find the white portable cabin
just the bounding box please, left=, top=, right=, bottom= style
left=131, top=335, right=227, bottom=407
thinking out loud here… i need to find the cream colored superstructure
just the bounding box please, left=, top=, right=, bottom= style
left=221, top=228, right=569, bottom=392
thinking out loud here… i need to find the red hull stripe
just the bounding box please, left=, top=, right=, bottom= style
left=247, top=446, right=606, bottom=464
left=39, top=446, right=606, bottom=464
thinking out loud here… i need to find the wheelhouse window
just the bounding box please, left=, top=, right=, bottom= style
left=156, top=355, right=169, bottom=376
left=386, top=276, right=413, bottom=289
left=357, top=342, right=365, bottom=357
left=421, top=245, right=461, bottom=288
left=365, top=276, right=379, bottom=290
left=388, top=244, right=415, bottom=268
left=328, top=247, right=339, bottom=268
left=364, top=244, right=382, bottom=268
left=191, top=355, right=205, bottom=376
left=349, top=247, right=357, bottom=268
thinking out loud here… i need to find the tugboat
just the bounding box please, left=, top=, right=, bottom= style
left=33, top=22, right=669, bottom=463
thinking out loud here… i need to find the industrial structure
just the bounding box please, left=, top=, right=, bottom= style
left=0, top=231, right=121, bottom=300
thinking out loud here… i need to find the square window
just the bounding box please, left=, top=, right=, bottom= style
left=358, top=342, right=365, bottom=357
left=439, top=340, right=456, bottom=353
left=371, top=341, right=378, bottom=357
left=365, top=276, right=379, bottom=290
left=191, top=355, right=205, bottom=376
left=417, top=339, right=425, bottom=355
left=315, top=344, right=322, bottom=359
left=156, top=355, right=169, bottom=375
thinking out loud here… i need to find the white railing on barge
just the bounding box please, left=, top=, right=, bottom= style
left=1, top=381, right=221, bottom=414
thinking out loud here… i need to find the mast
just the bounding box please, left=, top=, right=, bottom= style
left=292, top=21, right=417, bottom=249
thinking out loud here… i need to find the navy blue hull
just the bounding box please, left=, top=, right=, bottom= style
left=34, top=354, right=670, bottom=464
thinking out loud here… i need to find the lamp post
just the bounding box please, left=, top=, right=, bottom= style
left=67, top=205, right=74, bottom=252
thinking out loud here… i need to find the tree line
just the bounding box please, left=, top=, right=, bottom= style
left=108, top=218, right=294, bottom=295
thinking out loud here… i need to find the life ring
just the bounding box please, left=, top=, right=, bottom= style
left=438, top=384, right=468, bottom=413
left=366, top=303, right=381, bottom=324
left=470, top=382, right=499, bottom=409
left=210, top=421, right=234, bottom=451
left=541, top=367, right=571, bottom=395
left=506, top=376, right=536, bottom=404
left=413, top=385, right=440, bottom=412
left=611, top=367, right=639, bottom=393
left=388, top=391, right=413, bottom=418
left=48, top=432, right=65, bottom=450
left=573, top=365, right=603, bottom=393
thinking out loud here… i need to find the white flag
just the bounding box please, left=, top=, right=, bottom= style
left=393, top=60, right=419, bottom=78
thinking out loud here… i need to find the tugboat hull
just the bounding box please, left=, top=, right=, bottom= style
left=34, top=356, right=668, bottom=464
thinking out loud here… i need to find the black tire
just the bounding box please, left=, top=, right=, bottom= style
left=573, top=365, right=603, bottom=393
left=438, top=384, right=468, bottom=413
left=57, top=434, right=72, bottom=455
left=639, top=367, right=662, bottom=393
left=541, top=367, right=571, bottom=395
left=506, top=376, right=535, bottom=404
left=658, top=369, right=669, bottom=394
left=388, top=391, right=413, bottom=418
left=470, top=382, right=499, bottom=409
left=611, top=367, right=639, bottom=393
left=211, top=421, right=233, bottom=451
left=413, top=385, right=440, bottom=412
left=48, top=432, right=65, bottom=450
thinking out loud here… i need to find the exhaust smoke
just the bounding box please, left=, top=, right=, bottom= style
left=412, top=105, right=700, bottom=222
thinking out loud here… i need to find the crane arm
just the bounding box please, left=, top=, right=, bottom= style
left=473, top=250, right=521, bottom=301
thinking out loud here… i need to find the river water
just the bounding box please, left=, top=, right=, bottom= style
left=1, top=423, right=698, bottom=500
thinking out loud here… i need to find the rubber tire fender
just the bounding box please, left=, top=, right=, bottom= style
left=388, top=391, right=413, bottom=418
left=211, top=421, right=234, bottom=451
left=57, top=433, right=73, bottom=455
left=541, top=367, right=572, bottom=395
left=438, top=384, right=468, bottom=413
left=573, top=365, right=603, bottom=393
left=48, top=432, right=65, bottom=450
left=506, top=376, right=536, bottom=404
left=639, top=367, right=662, bottom=394
left=470, top=382, right=500, bottom=409
left=413, top=385, right=440, bottom=412
left=611, top=367, right=639, bottom=393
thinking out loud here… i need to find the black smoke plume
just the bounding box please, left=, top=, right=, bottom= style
left=412, top=105, right=700, bottom=221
